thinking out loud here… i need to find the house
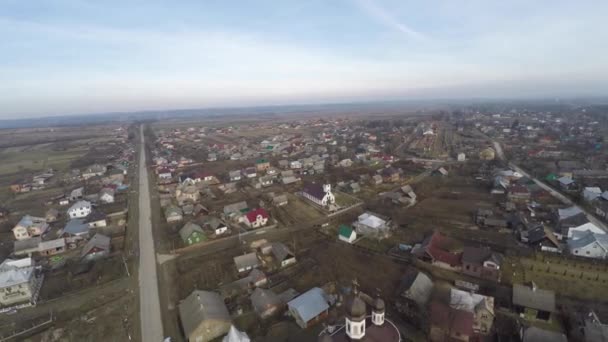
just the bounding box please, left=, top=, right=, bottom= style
left=270, top=242, right=296, bottom=268
left=228, top=170, right=242, bottom=182
left=557, top=176, right=576, bottom=190
left=353, top=212, right=390, bottom=238
left=234, top=253, right=260, bottom=273
left=258, top=175, right=274, bottom=187
left=38, top=238, right=66, bottom=256
left=432, top=167, right=449, bottom=177
left=457, top=153, right=466, bottom=162
left=206, top=153, right=217, bottom=162
left=339, top=159, right=353, bottom=168
left=508, top=185, right=531, bottom=202
left=251, top=288, right=282, bottom=319
left=99, top=188, right=115, bottom=204
left=178, top=290, right=232, bottom=342
left=223, top=201, right=249, bottom=221
left=568, top=231, right=608, bottom=259
left=0, top=258, right=42, bottom=306
left=68, top=200, right=92, bottom=219
left=85, top=211, right=107, bottom=228
left=338, top=225, right=357, bottom=244
left=290, top=160, right=302, bottom=169
left=175, top=184, right=200, bottom=205
left=203, top=217, right=228, bottom=236
left=583, top=187, right=603, bottom=202
left=381, top=167, right=400, bottom=183
left=371, top=174, right=383, bottom=185
left=81, top=234, right=111, bottom=261
left=244, top=208, right=269, bottom=228
left=249, top=269, right=267, bottom=287
left=479, top=148, right=496, bottom=160
left=271, top=194, right=288, bottom=207
left=255, top=159, right=271, bottom=172
left=12, top=215, right=49, bottom=240
left=62, top=219, right=90, bottom=238
left=449, top=288, right=495, bottom=335
left=164, top=206, right=183, bottom=223
left=347, top=182, right=361, bottom=194
left=266, top=167, right=278, bottom=176
left=179, top=222, right=207, bottom=245
left=287, top=287, right=329, bottom=329
left=429, top=301, right=473, bottom=342
left=398, top=269, right=434, bottom=307
left=282, top=175, right=299, bottom=185
left=520, top=326, right=567, bottom=342
left=567, top=222, right=605, bottom=239
left=13, top=237, right=41, bottom=257
left=59, top=198, right=69, bottom=206
left=461, top=247, right=503, bottom=282
left=82, top=164, right=106, bottom=179
left=157, top=168, right=172, bottom=180
left=242, top=167, right=257, bottom=179
left=413, top=232, right=462, bottom=270
left=302, top=183, right=335, bottom=207
left=69, top=187, right=84, bottom=201
left=513, top=283, right=556, bottom=321
left=278, top=160, right=289, bottom=169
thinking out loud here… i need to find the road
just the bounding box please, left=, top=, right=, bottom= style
left=492, top=140, right=608, bottom=231
left=138, top=125, right=164, bottom=341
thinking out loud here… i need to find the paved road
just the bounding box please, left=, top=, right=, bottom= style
left=138, top=125, right=164, bottom=341
left=492, top=141, right=608, bottom=231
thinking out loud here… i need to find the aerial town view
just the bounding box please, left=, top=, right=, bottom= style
left=1, top=1, right=608, bottom=342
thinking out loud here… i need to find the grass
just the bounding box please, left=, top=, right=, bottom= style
left=0, top=145, right=87, bottom=176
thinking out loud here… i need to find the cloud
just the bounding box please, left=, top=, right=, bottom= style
left=354, top=0, right=429, bottom=42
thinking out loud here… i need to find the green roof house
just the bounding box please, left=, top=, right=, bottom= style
left=338, top=225, right=356, bottom=244
left=179, top=222, right=207, bottom=245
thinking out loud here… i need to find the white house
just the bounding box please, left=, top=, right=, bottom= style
left=99, top=188, right=115, bottom=204
left=290, top=160, right=302, bottom=169
left=68, top=200, right=92, bottom=219
left=302, top=183, right=335, bottom=207
left=12, top=215, right=49, bottom=240
left=568, top=231, right=608, bottom=259
left=567, top=222, right=605, bottom=239
left=457, top=153, right=466, bottom=162
left=0, top=258, right=42, bottom=306
left=353, top=212, right=390, bottom=238
left=583, top=187, right=603, bottom=202
left=244, top=209, right=269, bottom=228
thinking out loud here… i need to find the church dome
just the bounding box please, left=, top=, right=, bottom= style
left=373, top=297, right=385, bottom=312
left=346, top=294, right=367, bottom=318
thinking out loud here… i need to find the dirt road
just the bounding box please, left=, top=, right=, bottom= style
left=138, top=125, right=164, bottom=341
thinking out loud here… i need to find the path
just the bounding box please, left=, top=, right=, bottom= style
left=138, top=125, right=164, bottom=341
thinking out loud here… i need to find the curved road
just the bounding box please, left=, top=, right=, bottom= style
left=138, top=125, right=164, bottom=341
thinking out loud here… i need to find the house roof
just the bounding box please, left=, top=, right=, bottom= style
left=513, top=283, right=556, bottom=312
left=178, top=290, right=231, bottom=338
left=568, top=222, right=606, bottom=239
left=245, top=208, right=269, bottom=223
left=271, top=242, right=293, bottom=262
left=251, top=288, right=281, bottom=314
left=81, top=234, right=110, bottom=257
left=358, top=212, right=386, bottom=229
left=558, top=206, right=583, bottom=220
left=287, top=287, right=329, bottom=323
left=68, top=200, right=91, bottom=212
left=84, top=210, right=107, bottom=224
left=521, top=326, right=567, bottom=342
left=234, top=253, right=260, bottom=270
left=64, top=219, right=90, bottom=235
left=14, top=237, right=41, bottom=253
left=0, top=259, right=35, bottom=288
left=417, top=232, right=462, bottom=267
left=179, top=222, right=204, bottom=241
left=338, top=225, right=354, bottom=238
left=39, top=238, right=66, bottom=251
left=462, top=246, right=495, bottom=265
left=430, top=301, right=473, bottom=337
left=223, top=201, right=248, bottom=215
left=302, top=183, right=325, bottom=200
left=568, top=231, right=608, bottom=251
left=399, top=269, right=433, bottom=306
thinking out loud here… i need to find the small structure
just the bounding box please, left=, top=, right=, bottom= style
left=178, top=290, right=232, bottom=342
left=461, top=246, right=503, bottom=282
left=99, top=188, right=115, bottom=204
left=271, top=194, right=288, bottom=207
left=234, top=253, right=260, bottom=273
left=412, top=232, right=462, bottom=270
left=45, top=208, right=59, bottom=223
left=353, top=212, right=390, bottom=239
left=68, top=200, right=92, bottom=219
left=270, top=242, right=296, bottom=268
left=13, top=237, right=42, bottom=257
left=81, top=234, right=111, bottom=261
left=63, top=219, right=90, bottom=238
left=338, top=225, right=357, bottom=244
left=513, top=283, right=556, bottom=321
left=85, top=211, right=107, bottom=228
left=457, top=153, right=466, bottom=162
left=179, top=222, right=206, bottom=245
left=287, top=287, right=329, bottom=329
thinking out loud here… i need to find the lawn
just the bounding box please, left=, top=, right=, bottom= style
left=0, top=145, right=87, bottom=176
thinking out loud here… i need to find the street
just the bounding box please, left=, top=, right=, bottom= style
left=138, top=125, right=164, bottom=341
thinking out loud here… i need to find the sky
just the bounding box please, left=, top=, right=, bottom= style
left=1, top=0, right=608, bottom=118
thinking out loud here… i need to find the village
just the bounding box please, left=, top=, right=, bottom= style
left=0, top=105, right=608, bottom=342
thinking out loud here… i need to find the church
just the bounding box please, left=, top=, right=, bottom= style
left=318, top=280, right=401, bottom=341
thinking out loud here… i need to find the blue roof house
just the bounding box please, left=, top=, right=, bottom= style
left=287, top=287, right=329, bottom=329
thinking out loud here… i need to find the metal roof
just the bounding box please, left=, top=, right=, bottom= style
left=287, top=287, right=329, bottom=323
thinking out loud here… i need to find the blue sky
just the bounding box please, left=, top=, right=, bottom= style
left=1, top=0, right=607, bottom=118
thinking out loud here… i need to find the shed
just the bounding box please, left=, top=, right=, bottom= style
left=287, top=287, right=329, bottom=329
